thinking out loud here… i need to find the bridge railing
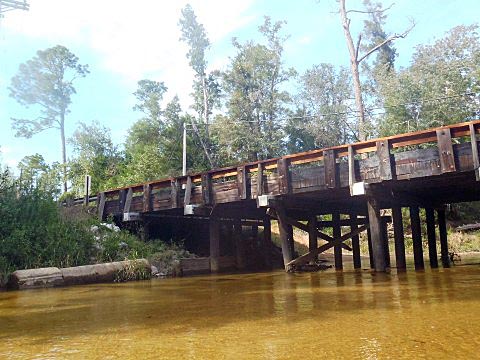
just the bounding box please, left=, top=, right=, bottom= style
left=88, top=120, right=479, bottom=220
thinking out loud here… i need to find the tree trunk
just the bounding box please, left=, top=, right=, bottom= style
left=339, top=0, right=367, bottom=141
left=60, top=110, right=67, bottom=193
left=201, top=74, right=209, bottom=138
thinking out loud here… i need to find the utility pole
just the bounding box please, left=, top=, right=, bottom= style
left=182, top=122, right=187, bottom=176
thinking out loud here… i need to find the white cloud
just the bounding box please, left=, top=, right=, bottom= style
left=3, top=0, right=256, bottom=108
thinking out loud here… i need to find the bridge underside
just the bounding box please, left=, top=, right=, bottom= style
left=92, top=121, right=480, bottom=273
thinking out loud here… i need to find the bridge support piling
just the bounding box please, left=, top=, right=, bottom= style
left=234, top=219, right=245, bottom=270
left=308, top=215, right=318, bottom=264
left=209, top=218, right=220, bottom=273
left=367, top=198, right=387, bottom=272
left=392, top=206, right=407, bottom=271
left=263, top=217, right=272, bottom=268
left=425, top=208, right=439, bottom=268
left=275, top=203, right=294, bottom=270
left=333, top=212, right=343, bottom=270
left=410, top=206, right=425, bottom=270
left=350, top=213, right=361, bottom=269
left=367, top=227, right=375, bottom=269
left=382, top=218, right=391, bottom=268
left=437, top=208, right=450, bottom=268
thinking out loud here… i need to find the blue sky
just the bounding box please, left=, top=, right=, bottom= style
left=0, top=0, right=479, bottom=171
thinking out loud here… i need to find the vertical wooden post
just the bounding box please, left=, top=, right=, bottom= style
left=436, top=128, right=456, bottom=173
left=288, top=224, right=295, bottom=258
left=263, top=217, right=272, bottom=268
left=367, top=199, right=386, bottom=272
left=252, top=224, right=259, bottom=240
left=170, top=180, right=179, bottom=208
left=143, top=184, right=152, bottom=212
left=257, top=163, right=264, bottom=196
left=332, top=211, right=343, bottom=270
left=209, top=218, right=220, bottom=273
left=184, top=176, right=192, bottom=206
left=382, top=217, right=391, bottom=268
left=324, top=149, right=337, bottom=188
left=118, top=189, right=126, bottom=214
left=277, top=158, right=291, bottom=194
left=202, top=173, right=213, bottom=206
left=392, top=206, right=406, bottom=270
left=348, top=145, right=356, bottom=195
left=308, top=215, right=318, bottom=264
left=234, top=219, right=245, bottom=270
left=367, top=227, right=375, bottom=269
left=410, top=206, right=424, bottom=270
left=275, top=204, right=294, bottom=270
left=425, top=207, right=439, bottom=268
left=376, top=139, right=393, bottom=181
left=98, top=192, right=106, bottom=222
left=469, top=123, right=480, bottom=180
left=437, top=208, right=450, bottom=268
left=237, top=166, right=250, bottom=200
left=351, top=213, right=361, bottom=269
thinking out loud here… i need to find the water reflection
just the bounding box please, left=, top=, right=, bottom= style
left=0, top=264, right=479, bottom=359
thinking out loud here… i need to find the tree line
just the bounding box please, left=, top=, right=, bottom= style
left=6, top=1, right=480, bottom=198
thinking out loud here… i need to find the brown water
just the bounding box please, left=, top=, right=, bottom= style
left=1, top=262, right=479, bottom=359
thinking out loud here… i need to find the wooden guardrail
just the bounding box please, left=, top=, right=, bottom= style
left=80, top=120, right=479, bottom=220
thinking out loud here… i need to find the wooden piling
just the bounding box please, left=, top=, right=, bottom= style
left=209, top=218, right=220, bottom=272
left=437, top=208, right=450, bottom=268
left=425, top=208, right=439, bottom=268
left=234, top=219, right=245, bottom=270
left=350, top=213, right=361, bottom=269
left=263, top=217, right=272, bottom=268
left=275, top=204, right=294, bottom=269
left=367, top=227, right=375, bottom=269
left=410, top=206, right=424, bottom=270
left=382, top=217, right=391, bottom=268
left=367, top=199, right=386, bottom=272
left=333, top=211, right=343, bottom=270
left=308, top=215, right=318, bottom=263
left=392, top=206, right=406, bottom=270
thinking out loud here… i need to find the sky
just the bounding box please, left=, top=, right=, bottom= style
left=0, top=0, right=479, bottom=171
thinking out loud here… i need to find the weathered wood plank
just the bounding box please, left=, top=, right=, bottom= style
left=275, top=203, right=294, bottom=269
left=308, top=215, right=318, bottom=263
left=469, top=123, right=480, bottom=180
left=437, top=208, right=450, bottom=268
left=376, top=139, right=393, bottom=181
left=209, top=218, right=220, bottom=272
left=98, top=192, right=106, bottom=221
left=436, top=128, right=456, bottom=173
left=184, top=176, right=192, bottom=206
left=170, top=180, right=179, bottom=208
left=143, top=184, right=152, bottom=212
left=202, top=173, right=213, bottom=206
left=237, top=166, right=250, bottom=200
left=277, top=158, right=291, bottom=194
left=257, top=163, right=264, bottom=196
left=333, top=211, right=342, bottom=270
left=324, top=149, right=337, bottom=188
left=351, top=213, right=361, bottom=269
left=124, top=188, right=133, bottom=213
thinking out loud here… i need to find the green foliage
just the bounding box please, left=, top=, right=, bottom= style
left=69, top=121, right=123, bottom=195
left=215, top=17, right=296, bottom=163
left=18, top=153, right=61, bottom=197
left=378, top=24, right=480, bottom=136
left=290, top=64, right=354, bottom=149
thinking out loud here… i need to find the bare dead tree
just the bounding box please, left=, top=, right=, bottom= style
left=338, top=0, right=414, bottom=141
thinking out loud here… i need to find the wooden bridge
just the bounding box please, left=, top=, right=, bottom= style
left=84, top=120, right=480, bottom=273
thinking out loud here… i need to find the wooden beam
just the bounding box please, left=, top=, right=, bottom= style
left=170, top=180, right=179, bottom=208
left=275, top=203, right=294, bottom=269
left=410, top=206, right=424, bottom=270
left=118, top=189, right=127, bottom=214
left=348, top=145, right=356, bottom=193
left=324, top=149, right=337, bottom=188
left=425, top=207, right=438, bottom=268
left=469, top=123, right=480, bottom=180
left=286, top=225, right=369, bottom=268
left=184, top=176, right=192, bottom=206
left=382, top=217, right=391, bottom=267
left=308, top=215, right=318, bottom=263
left=277, top=158, right=291, bottom=194
left=143, top=184, right=152, bottom=212
left=437, top=208, right=450, bottom=268
left=257, top=163, right=264, bottom=196
left=98, top=192, right=106, bottom=221
left=376, top=139, right=393, bottom=181
left=210, top=218, right=220, bottom=272
left=333, top=211, right=342, bottom=270
left=436, top=128, right=456, bottom=173
left=367, top=198, right=387, bottom=272
left=124, top=188, right=133, bottom=213
left=351, top=213, right=361, bottom=269
left=237, top=165, right=249, bottom=200
left=268, top=210, right=353, bottom=251
left=263, top=217, right=272, bottom=268
left=367, top=227, right=375, bottom=269
left=202, top=173, right=213, bottom=206
left=392, top=206, right=406, bottom=270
